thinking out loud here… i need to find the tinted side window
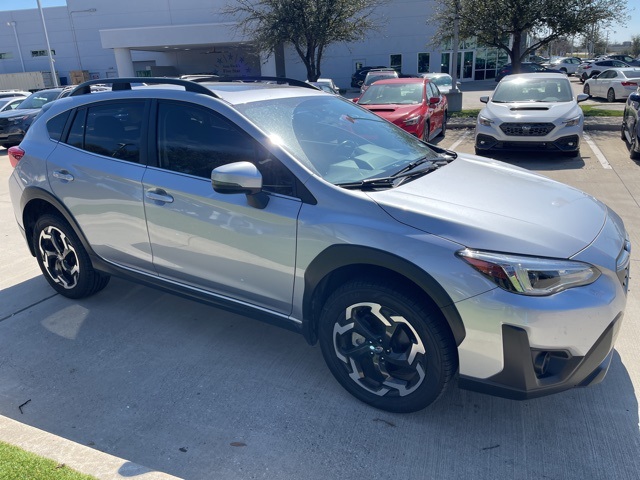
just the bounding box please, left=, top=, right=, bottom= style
left=157, top=102, right=295, bottom=196
left=63, top=102, right=144, bottom=163
left=46, top=110, right=71, bottom=141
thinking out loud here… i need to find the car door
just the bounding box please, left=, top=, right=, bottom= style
left=47, top=100, right=154, bottom=272
left=142, top=100, right=302, bottom=315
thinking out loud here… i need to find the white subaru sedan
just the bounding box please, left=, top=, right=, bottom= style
left=475, top=73, right=588, bottom=157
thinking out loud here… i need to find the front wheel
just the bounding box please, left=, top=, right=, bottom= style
left=583, top=84, right=590, bottom=96
left=631, top=129, right=640, bottom=160
left=422, top=121, right=431, bottom=142
left=318, top=279, right=457, bottom=412
left=33, top=214, right=110, bottom=299
left=439, top=112, right=447, bottom=137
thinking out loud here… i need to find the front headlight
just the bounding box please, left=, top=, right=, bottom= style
left=404, top=115, right=421, bottom=126
left=478, top=115, right=493, bottom=126
left=457, top=249, right=600, bottom=296
left=8, top=115, right=30, bottom=125
left=563, top=115, right=582, bottom=127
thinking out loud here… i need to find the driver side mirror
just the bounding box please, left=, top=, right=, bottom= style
left=211, top=161, right=269, bottom=209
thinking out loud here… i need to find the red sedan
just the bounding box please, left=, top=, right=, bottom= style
left=355, top=77, right=448, bottom=141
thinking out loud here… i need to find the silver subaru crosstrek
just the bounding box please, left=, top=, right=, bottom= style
left=8, top=77, right=630, bottom=412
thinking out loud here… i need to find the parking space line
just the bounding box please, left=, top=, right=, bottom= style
left=449, top=129, right=471, bottom=151
left=583, top=133, right=612, bottom=169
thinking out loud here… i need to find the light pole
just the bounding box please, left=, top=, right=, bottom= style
left=36, top=0, right=58, bottom=87
left=69, top=8, right=97, bottom=71
left=6, top=21, right=26, bottom=72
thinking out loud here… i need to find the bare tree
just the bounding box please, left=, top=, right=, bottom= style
left=224, top=0, right=386, bottom=81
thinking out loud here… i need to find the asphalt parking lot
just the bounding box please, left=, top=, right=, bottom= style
left=1, top=111, right=639, bottom=478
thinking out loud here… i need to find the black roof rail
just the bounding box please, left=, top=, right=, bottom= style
left=68, top=77, right=219, bottom=98
left=192, top=75, right=317, bottom=90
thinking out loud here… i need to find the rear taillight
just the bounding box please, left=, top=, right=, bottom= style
left=583, top=65, right=592, bottom=69
left=621, top=81, right=638, bottom=87
left=8, top=146, right=25, bottom=168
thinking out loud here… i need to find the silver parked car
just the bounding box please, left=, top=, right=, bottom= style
left=8, top=77, right=630, bottom=413
left=542, top=56, right=584, bottom=75
left=475, top=73, right=588, bottom=156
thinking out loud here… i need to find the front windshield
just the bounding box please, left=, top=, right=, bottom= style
left=492, top=78, right=573, bottom=103
left=358, top=83, right=423, bottom=105
left=430, top=76, right=452, bottom=87
left=235, top=95, right=439, bottom=185
left=18, top=90, right=61, bottom=110
left=364, top=74, right=396, bottom=86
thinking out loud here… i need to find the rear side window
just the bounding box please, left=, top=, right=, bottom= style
left=46, top=111, right=71, bottom=141
left=64, top=102, right=144, bottom=163
left=156, top=102, right=295, bottom=196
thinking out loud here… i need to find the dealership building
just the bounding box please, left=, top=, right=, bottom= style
left=0, top=0, right=509, bottom=90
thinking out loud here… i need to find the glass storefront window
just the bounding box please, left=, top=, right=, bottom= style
left=390, top=54, right=402, bottom=72
left=418, top=53, right=430, bottom=73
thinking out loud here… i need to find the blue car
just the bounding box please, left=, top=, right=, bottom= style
left=622, top=87, right=640, bottom=159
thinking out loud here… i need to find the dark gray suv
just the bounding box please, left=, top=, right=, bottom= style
left=8, top=77, right=630, bottom=412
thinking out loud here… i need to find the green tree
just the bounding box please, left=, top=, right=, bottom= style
left=224, top=0, right=386, bottom=81
left=433, top=0, right=626, bottom=72
left=631, top=35, right=640, bottom=57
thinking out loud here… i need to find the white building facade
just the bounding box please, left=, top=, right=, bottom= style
left=0, top=0, right=508, bottom=90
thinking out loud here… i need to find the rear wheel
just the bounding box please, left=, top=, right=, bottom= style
left=318, top=279, right=457, bottom=413
left=33, top=214, right=110, bottom=299
left=607, top=88, right=616, bottom=103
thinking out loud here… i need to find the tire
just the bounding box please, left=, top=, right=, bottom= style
left=422, top=121, right=431, bottom=142
left=439, top=112, right=447, bottom=138
left=33, top=214, right=110, bottom=299
left=318, top=279, right=457, bottom=413
left=607, top=88, right=615, bottom=103
left=583, top=84, right=590, bottom=96
left=580, top=73, right=587, bottom=83
left=631, top=130, right=640, bottom=160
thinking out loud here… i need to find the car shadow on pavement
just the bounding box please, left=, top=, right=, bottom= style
left=479, top=151, right=587, bottom=171
left=1, top=275, right=638, bottom=479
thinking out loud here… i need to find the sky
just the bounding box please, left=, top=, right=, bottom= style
left=1, top=0, right=638, bottom=43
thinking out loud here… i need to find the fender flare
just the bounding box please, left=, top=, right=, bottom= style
left=302, top=244, right=466, bottom=346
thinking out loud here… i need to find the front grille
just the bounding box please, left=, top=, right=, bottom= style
left=500, top=123, right=555, bottom=136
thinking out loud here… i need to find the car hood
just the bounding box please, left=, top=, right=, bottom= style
left=0, top=108, right=40, bottom=119
left=481, top=100, right=581, bottom=122
left=369, top=154, right=606, bottom=258
left=360, top=104, right=423, bottom=123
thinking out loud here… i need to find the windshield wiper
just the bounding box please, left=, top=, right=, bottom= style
left=337, top=162, right=439, bottom=190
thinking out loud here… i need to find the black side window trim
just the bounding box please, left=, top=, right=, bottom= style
left=150, top=99, right=317, bottom=203
left=60, top=99, right=151, bottom=166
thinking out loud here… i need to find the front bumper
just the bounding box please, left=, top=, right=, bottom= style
left=458, top=316, right=622, bottom=399
left=475, top=133, right=581, bottom=153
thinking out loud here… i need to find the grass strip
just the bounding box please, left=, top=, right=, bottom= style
left=0, top=441, right=97, bottom=480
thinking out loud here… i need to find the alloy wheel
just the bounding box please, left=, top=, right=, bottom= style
left=38, top=225, right=80, bottom=289
left=332, top=302, right=427, bottom=397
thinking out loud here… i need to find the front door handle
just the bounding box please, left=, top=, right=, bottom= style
left=145, top=188, right=174, bottom=204
left=52, top=170, right=74, bottom=182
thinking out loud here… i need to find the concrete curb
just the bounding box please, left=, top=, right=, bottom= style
left=0, top=415, right=181, bottom=480
left=447, top=117, right=622, bottom=132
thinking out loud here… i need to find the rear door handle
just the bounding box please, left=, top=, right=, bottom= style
left=52, top=170, right=74, bottom=182
left=145, top=188, right=174, bottom=204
